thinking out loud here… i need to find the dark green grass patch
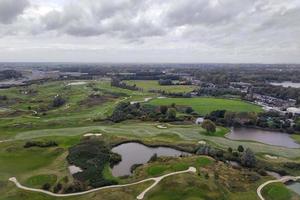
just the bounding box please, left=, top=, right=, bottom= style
left=25, top=174, right=57, bottom=188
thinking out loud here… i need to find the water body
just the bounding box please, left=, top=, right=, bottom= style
left=287, top=182, right=300, bottom=196
left=226, top=128, right=300, bottom=148
left=270, top=81, right=300, bottom=88
left=111, top=142, right=190, bottom=177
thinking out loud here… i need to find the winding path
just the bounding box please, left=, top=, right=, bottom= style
left=9, top=167, right=196, bottom=199
left=257, top=176, right=300, bottom=200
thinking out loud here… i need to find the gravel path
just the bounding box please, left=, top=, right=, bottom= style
left=9, top=167, right=196, bottom=199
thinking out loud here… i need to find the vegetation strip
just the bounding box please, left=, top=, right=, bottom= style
left=9, top=167, right=196, bottom=199
left=257, top=176, right=300, bottom=200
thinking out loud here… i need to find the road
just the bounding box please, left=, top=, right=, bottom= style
left=9, top=167, right=196, bottom=199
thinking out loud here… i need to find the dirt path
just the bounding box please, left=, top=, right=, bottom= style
left=257, top=176, right=300, bottom=200
left=9, top=167, right=196, bottom=199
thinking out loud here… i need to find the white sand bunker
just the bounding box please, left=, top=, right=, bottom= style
left=83, top=133, right=102, bottom=137
left=198, top=140, right=206, bottom=145
left=68, top=165, right=83, bottom=174
left=67, top=82, right=87, bottom=86
left=265, top=154, right=278, bottom=159
left=156, top=125, right=168, bottom=129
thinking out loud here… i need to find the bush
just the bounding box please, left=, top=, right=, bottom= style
left=53, top=183, right=62, bottom=193
left=201, top=119, right=216, bottom=133
left=67, top=139, right=119, bottom=188
left=42, top=183, right=51, bottom=191
left=52, top=96, right=66, bottom=107
left=237, top=145, right=244, bottom=153
left=24, top=141, right=58, bottom=148
left=241, top=148, right=256, bottom=168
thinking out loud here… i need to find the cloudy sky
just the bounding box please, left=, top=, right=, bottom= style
left=0, top=0, right=299, bottom=63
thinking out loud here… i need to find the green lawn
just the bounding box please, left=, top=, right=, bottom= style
left=124, top=80, right=197, bottom=93
left=149, top=97, right=262, bottom=115
left=262, top=183, right=293, bottom=200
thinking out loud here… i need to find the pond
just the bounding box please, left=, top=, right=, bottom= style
left=226, top=128, right=300, bottom=148
left=111, top=142, right=190, bottom=177
left=287, top=182, right=300, bottom=196
left=270, top=81, right=300, bottom=88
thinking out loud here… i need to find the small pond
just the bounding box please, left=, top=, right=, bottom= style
left=226, top=128, right=300, bottom=148
left=111, top=142, right=190, bottom=177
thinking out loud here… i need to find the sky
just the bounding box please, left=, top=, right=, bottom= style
left=0, top=0, right=299, bottom=63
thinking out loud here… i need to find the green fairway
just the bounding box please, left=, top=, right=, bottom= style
left=8, top=122, right=300, bottom=158
left=149, top=97, right=262, bottom=115
left=124, top=80, right=197, bottom=93
left=0, top=80, right=150, bottom=139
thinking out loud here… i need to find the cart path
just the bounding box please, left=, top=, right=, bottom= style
left=9, top=167, right=196, bottom=199
left=257, top=175, right=300, bottom=200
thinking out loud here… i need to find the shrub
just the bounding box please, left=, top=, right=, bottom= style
left=241, top=148, right=256, bottom=168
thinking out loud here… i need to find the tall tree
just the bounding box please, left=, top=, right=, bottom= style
left=241, top=148, right=256, bottom=168
left=201, top=119, right=216, bottom=133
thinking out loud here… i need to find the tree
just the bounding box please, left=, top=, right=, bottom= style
left=224, top=111, right=235, bottom=125
left=160, top=105, right=168, bottom=115
left=52, top=96, right=66, bottom=107
left=201, top=119, right=216, bottom=133
left=237, top=145, right=244, bottom=153
left=185, top=107, right=194, bottom=114
left=167, top=108, right=176, bottom=120
left=241, top=148, right=256, bottom=168
left=42, top=183, right=51, bottom=191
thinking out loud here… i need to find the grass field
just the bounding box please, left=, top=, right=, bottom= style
left=1, top=123, right=300, bottom=200
left=0, top=80, right=150, bottom=139
left=262, top=182, right=294, bottom=200
left=0, top=79, right=299, bottom=200
left=149, top=97, right=263, bottom=115
left=124, top=80, right=197, bottom=93
left=6, top=122, right=300, bottom=158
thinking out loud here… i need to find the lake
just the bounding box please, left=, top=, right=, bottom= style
left=111, top=142, right=190, bottom=177
left=270, top=81, right=300, bottom=88
left=226, top=128, right=300, bottom=148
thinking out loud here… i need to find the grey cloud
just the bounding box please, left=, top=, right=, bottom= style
left=41, top=0, right=162, bottom=38
left=0, top=0, right=29, bottom=24
left=0, top=0, right=299, bottom=63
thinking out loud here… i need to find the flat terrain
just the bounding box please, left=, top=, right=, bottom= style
left=149, top=97, right=263, bottom=115
left=124, top=80, right=197, bottom=93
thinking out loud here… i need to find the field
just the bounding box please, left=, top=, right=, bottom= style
left=262, top=182, right=296, bottom=200
left=124, top=80, right=197, bottom=93
left=0, top=79, right=299, bottom=200
left=0, top=135, right=268, bottom=200
left=149, top=97, right=263, bottom=115
left=0, top=80, right=148, bottom=139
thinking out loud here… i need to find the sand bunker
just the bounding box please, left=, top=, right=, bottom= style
left=156, top=125, right=168, bottom=129
left=83, top=133, right=102, bottom=137
left=67, top=82, right=87, bottom=86
left=198, top=140, right=207, bottom=145
left=265, top=154, right=278, bottom=159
